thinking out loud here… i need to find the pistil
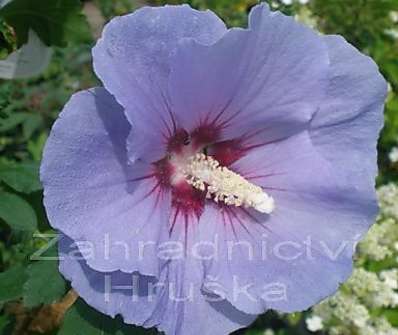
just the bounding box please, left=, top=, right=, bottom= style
left=183, top=153, right=275, bottom=214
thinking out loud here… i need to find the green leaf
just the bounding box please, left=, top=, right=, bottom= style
left=0, top=191, right=37, bottom=231
left=0, top=20, right=17, bottom=59
left=23, top=259, right=67, bottom=308
left=63, top=6, right=92, bottom=45
left=59, top=299, right=156, bottom=335
left=0, top=264, right=28, bottom=303
left=245, top=330, right=267, bottom=335
left=27, top=132, right=48, bottom=162
left=0, top=0, right=91, bottom=47
left=0, top=161, right=42, bottom=193
left=0, top=111, right=28, bottom=132
left=0, top=314, right=13, bottom=334
left=384, top=308, right=398, bottom=327
left=22, top=114, right=43, bottom=140
left=285, top=312, right=302, bottom=326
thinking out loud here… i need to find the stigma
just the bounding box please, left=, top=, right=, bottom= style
left=182, top=153, right=275, bottom=214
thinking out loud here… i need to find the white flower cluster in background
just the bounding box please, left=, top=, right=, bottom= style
left=281, top=0, right=309, bottom=5
left=378, top=183, right=398, bottom=221
left=310, top=270, right=398, bottom=335
left=386, top=11, right=398, bottom=39
left=295, top=6, right=317, bottom=29
left=306, top=315, right=324, bottom=332
left=358, top=184, right=398, bottom=261
left=359, top=218, right=396, bottom=261
left=263, top=329, right=275, bottom=335
left=347, top=269, right=398, bottom=308
left=391, top=11, right=398, bottom=23
left=390, top=147, right=398, bottom=164
left=306, top=184, right=398, bottom=335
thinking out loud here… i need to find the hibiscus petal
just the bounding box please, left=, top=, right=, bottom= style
left=41, top=88, right=170, bottom=275
left=59, top=234, right=255, bottom=335
left=310, top=35, right=387, bottom=193
left=192, top=30, right=386, bottom=316
left=198, top=130, right=376, bottom=314
left=168, top=3, right=328, bottom=142
left=92, top=5, right=227, bottom=163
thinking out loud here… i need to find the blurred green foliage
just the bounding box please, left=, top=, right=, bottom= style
left=151, top=0, right=258, bottom=26
left=0, top=20, right=16, bottom=59
left=0, top=0, right=397, bottom=334
left=0, top=0, right=91, bottom=47
left=309, top=0, right=398, bottom=184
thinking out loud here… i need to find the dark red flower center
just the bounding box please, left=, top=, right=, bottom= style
left=154, top=124, right=247, bottom=221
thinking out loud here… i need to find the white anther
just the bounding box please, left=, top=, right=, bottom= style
left=183, top=154, right=275, bottom=214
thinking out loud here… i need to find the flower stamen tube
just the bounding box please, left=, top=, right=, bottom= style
left=183, top=153, right=275, bottom=213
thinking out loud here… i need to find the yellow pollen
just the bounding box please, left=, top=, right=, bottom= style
left=182, top=153, right=275, bottom=214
